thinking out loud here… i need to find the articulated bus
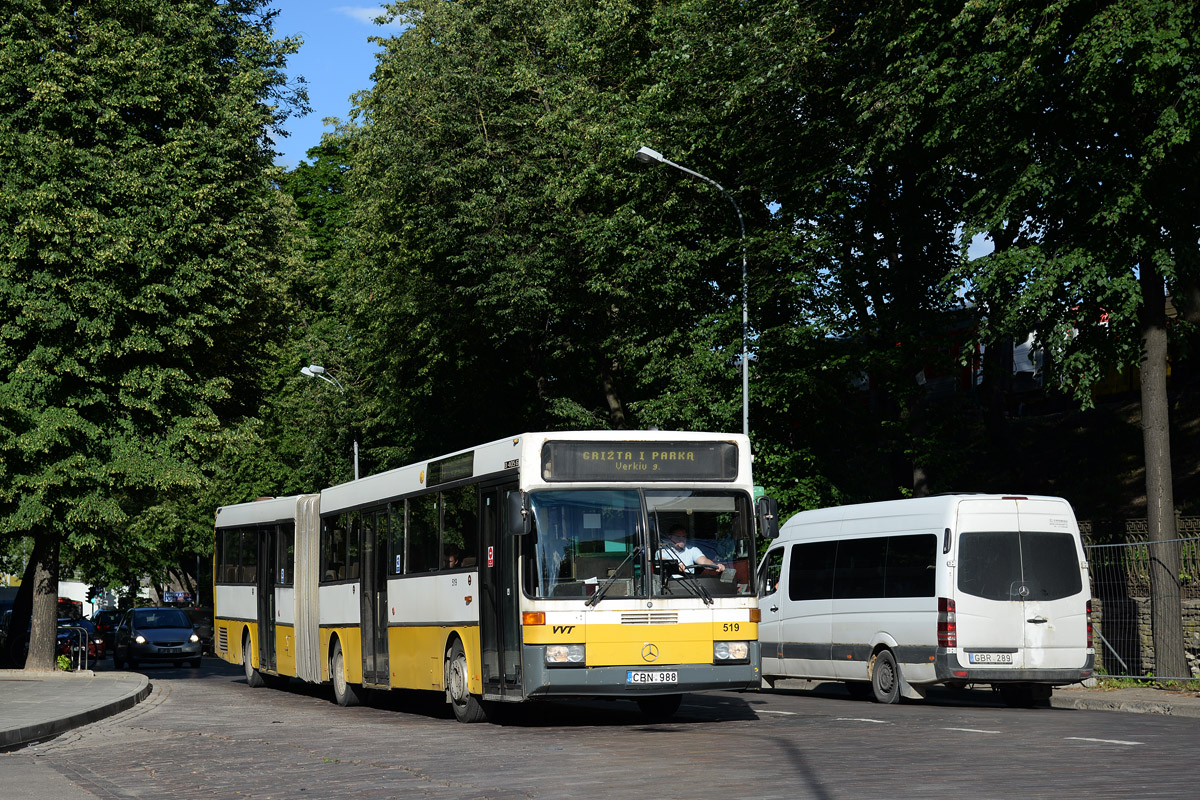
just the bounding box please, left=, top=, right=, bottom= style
left=214, top=430, right=779, bottom=722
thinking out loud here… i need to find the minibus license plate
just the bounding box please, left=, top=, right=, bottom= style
left=968, top=653, right=1013, bottom=664
left=627, top=670, right=678, bottom=684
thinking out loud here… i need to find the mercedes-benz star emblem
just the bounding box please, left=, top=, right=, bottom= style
left=641, top=643, right=659, bottom=662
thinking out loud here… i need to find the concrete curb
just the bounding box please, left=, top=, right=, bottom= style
left=0, top=671, right=151, bottom=751
left=1050, top=690, right=1200, bottom=718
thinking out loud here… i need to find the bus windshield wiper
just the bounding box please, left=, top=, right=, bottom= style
left=586, top=546, right=642, bottom=607
left=657, top=550, right=713, bottom=605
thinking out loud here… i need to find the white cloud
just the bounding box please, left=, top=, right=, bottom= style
left=334, top=6, right=405, bottom=29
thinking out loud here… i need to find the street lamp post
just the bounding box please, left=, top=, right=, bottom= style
left=300, top=363, right=359, bottom=480
left=635, top=146, right=749, bottom=438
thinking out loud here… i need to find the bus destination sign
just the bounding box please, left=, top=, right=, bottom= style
left=540, top=441, right=738, bottom=482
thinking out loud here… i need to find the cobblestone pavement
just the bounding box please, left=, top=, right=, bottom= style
left=2, top=660, right=1199, bottom=800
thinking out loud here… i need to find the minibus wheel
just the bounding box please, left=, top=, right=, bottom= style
left=869, top=649, right=900, bottom=704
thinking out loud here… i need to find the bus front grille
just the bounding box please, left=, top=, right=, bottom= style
left=621, top=612, right=679, bottom=625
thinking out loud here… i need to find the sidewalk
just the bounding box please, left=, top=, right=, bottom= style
left=0, top=669, right=150, bottom=751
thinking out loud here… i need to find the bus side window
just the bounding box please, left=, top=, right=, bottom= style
left=407, top=493, right=439, bottom=573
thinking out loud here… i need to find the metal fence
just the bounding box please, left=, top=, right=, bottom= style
left=1081, top=521, right=1200, bottom=680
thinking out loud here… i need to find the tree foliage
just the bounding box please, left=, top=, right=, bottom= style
left=0, top=0, right=304, bottom=667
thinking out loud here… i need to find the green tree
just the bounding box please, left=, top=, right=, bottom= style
left=344, top=0, right=808, bottom=462
left=852, top=0, right=1199, bottom=676
left=0, top=0, right=305, bottom=669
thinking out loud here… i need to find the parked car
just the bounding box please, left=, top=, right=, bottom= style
left=57, top=618, right=105, bottom=664
left=113, top=607, right=203, bottom=669
left=183, top=607, right=213, bottom=654
left=90, top=608, right=121, bottom=651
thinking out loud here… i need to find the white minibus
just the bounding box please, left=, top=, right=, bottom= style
left=758, top=494, right=1094, bottom=706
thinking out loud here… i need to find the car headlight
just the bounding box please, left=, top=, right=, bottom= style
left=190, top=633, right=200, bottom=643
left=134, top=634, right=146, bottom=644
left=544, top=644, right=585, bottom=666
left=714, top=641, right=750, bottom=663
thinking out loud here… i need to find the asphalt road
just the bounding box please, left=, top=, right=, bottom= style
left=2, top=657, right=1196, bottom=800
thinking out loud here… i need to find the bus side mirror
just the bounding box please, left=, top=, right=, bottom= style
left=756, top=496, right=780, bottom=540
left=506, top=491, right=531, bottom=536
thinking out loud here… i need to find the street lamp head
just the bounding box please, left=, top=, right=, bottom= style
left=635, top=146, right=665, bottom=166
left=306, top=364, right=327, bottom=374
left=300, top=366, right=315, bottom=378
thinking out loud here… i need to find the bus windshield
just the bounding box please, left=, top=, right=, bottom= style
left=525, top=489, right=756, bottom=600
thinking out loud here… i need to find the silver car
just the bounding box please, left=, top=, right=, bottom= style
left=113, top=607, right=203, bottom=669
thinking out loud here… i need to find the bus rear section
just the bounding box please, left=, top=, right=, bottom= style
left=759, top=494, right=1093, bottom=706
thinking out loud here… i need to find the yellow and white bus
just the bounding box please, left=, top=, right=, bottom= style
left=214, top=430, right=779, bottom=722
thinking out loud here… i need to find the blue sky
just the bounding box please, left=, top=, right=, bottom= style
left=271, top=3, right=403, bottom=169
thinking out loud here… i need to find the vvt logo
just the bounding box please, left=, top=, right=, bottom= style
left=552, top=625, right=576, bottom=634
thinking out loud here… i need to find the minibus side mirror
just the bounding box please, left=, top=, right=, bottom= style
left=756, top=496, right=780, bottom=540
left=506, top=491, right=531, bottom=536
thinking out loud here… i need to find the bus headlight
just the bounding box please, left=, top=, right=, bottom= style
left=544, top=644, right=585, bottom=666
left=714, top=641, right=749, bottom=663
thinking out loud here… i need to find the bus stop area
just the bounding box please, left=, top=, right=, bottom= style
left=1, top=670, right=1197, bottom=751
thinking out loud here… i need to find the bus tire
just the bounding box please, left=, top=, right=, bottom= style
left=331, top=639, right=362, bottom=707
left=637, top=694, right=682, bottom=721
left=243, top=635, right=265, bottom=688
left=870, top=649, right=901, bottom=704
left=445, top=639, right=487, bottom=723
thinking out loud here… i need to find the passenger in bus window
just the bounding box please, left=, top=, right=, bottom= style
left=658, top=525, right=725, bottom=575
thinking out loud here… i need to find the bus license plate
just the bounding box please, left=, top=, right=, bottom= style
left=969, top=652, right=1013, bottom=664
left=627, top=670, right=678, bottom=684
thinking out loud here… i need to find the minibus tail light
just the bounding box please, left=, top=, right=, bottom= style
left=937, top=597, right=957, bottom=648
left=1086, top=600, right=1093, bottom=649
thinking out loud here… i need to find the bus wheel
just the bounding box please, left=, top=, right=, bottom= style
left=445, top=640, right=487, bottom=723
left=870, top=649, right=901, bottom=704
left=331, top=640, right=362, bottom=707
left=243, top=636, right=265, bottom=688
left=637, top=694, right=682, bottom=721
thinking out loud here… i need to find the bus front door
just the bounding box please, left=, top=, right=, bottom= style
left=480, top=485, right=523, bottom=700
left=257, top=524, right=277, bottom=673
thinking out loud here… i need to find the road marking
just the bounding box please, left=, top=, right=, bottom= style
left=836, top=717, right=890, bottom=724
left=1065, top=737, right=1143, bottom=746
left=943, top=727, right=1001, bottom=734
left=757, top=710, right=799, bottom=715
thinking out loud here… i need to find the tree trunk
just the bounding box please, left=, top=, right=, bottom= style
left=25, top=533, right=62, bottom=672
left=600, top=362, right=627, bottom=429
left=1138, top=258, right=1187, bottom=679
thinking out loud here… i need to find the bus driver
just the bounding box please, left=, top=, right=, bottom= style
left=658, top=525, right=725, bottom=575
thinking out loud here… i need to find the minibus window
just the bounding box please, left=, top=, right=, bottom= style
left=957, top=531, right=1081, bottom=601
left=1020, top=532, right=1082, bottom=599
left=788, top=541, right=836, bottom=600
